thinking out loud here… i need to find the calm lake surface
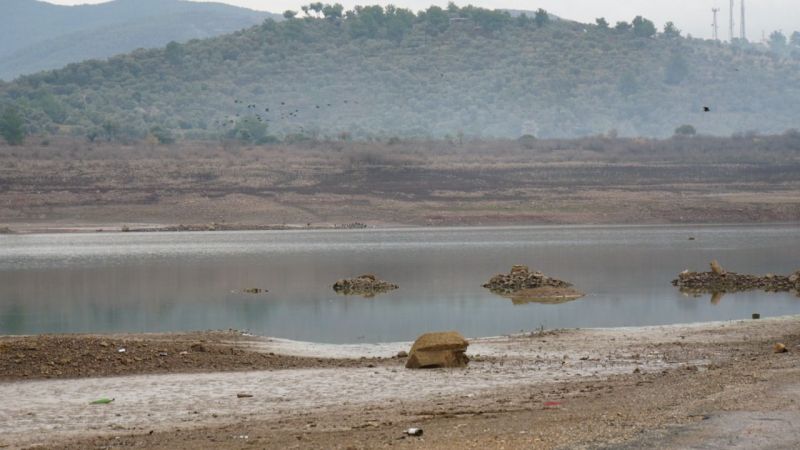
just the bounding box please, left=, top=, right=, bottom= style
left=1, top=225, right=799, bottom=343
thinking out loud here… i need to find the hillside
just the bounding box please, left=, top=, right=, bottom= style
left=0, top=0, right=278, bottom=81
left=1, top=4, right=799, bottom=140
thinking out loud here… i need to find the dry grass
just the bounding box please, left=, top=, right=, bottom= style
left=1, top=135, right=799, bottom=229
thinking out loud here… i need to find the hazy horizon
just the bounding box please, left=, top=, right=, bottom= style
left=43, top=0, right=800, bottom=43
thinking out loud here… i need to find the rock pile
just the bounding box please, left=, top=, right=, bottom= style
left=483, top=265, right=585, bottom=304
left=332, top=274, right=398, bottom=297
left=405, top=331, right=469, bottom=369
left=672, top=261, right=800, bottom=294
left=483, top=265, right=573, bottom=294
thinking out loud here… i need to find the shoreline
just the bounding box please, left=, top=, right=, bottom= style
left=2, top=316, right=800, bottom=448
left=2, top=220, right=799, bottom=236
left=3, top=314, right=797, bottom=360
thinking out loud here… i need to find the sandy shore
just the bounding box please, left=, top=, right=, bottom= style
left=2, top=317, right=800, bottom=449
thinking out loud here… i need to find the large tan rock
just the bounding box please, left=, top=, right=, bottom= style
left=510, top=264, right=529, bottom=274
left=405, top=331, right=469, bottom=369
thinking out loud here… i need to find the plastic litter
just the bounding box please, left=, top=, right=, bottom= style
left=90, top=398, right=115, bottom=404
left=406, top=428, right=423, bottom=436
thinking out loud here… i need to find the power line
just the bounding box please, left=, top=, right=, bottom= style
left=740, top=0, right=746, bottom=41
left=729, top=0, right=735, bottom=42
left=712, top=7, right=720, bottom=41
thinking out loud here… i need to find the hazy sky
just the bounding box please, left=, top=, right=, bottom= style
left=45, top=1, right=800, bottom=42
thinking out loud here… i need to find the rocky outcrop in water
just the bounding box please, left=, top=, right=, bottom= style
left=483, top=265, right=585, bottom=304
left=332, top=274, right=398, bottom=297
left=672, top=261, right=800, bottom=294
left=483, top=265, right=571, bottom=293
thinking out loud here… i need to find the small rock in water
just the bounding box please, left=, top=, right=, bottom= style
left=242, top=288, right=266, bottom=294
left=396, top=350, right=408, bottom=358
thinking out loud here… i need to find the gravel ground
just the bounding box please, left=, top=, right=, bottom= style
left=1, top=317, right=799, bottom=449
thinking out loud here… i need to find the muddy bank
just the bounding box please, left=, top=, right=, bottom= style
left=3, top=317, right=800, bottom=449
left=0, top=332, right=385, bottom=381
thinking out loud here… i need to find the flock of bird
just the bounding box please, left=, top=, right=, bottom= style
left=211, top=96, right=712, bottom=132
left=214, top=98, right=360, bottom=130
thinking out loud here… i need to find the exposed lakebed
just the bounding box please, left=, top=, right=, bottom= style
left=0, top=225, right=798, bottom=343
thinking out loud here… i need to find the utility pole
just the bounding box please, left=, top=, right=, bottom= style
left=740, top=0, right=746, bottom=40
left=712, top=8, right=720, bottom=41
left=729, top=0, right=735, bottom=42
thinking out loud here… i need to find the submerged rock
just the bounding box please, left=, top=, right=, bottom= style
left=405, top=331, right=469, bottom=369
left=505, top=286, right=586, bottom=305
left=483, top=265, right=585, bottom=303
left=332, top=274, right=398, bottom=297
left=241, top=288, right=266, bottom=294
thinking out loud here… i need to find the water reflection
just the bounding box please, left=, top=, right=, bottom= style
left=0, top=225, right=799, bottom=343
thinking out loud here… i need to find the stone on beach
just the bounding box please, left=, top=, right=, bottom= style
left=405, top=331, right=469, bottom=369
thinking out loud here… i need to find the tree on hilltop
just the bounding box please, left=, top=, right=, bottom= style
left=632, top=16, right=656, bottom=38
left=534, top=9, right=550, bottom=28
left=769, top=31, right=788, bottom=54
left=663, top=22, right=681, bottom=38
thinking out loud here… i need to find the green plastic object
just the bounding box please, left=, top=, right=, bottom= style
left=90, top=398, right=115, bottom=404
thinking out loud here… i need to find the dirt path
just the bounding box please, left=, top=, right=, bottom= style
left=2, top=317, right=799, bottom=449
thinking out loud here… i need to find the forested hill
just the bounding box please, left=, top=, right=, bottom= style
left=1, top=4, right=799, bottom=142
left=0, top=0, right=277, bottom=81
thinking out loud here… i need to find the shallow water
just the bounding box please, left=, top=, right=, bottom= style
left=0, top=225, right=798, bottom=343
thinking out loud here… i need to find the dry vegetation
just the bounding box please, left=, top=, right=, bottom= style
left=1, top=134, right=799, bottom=230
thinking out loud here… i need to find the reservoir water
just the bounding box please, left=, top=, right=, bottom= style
left=0, top=225, right=798, bottom=343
